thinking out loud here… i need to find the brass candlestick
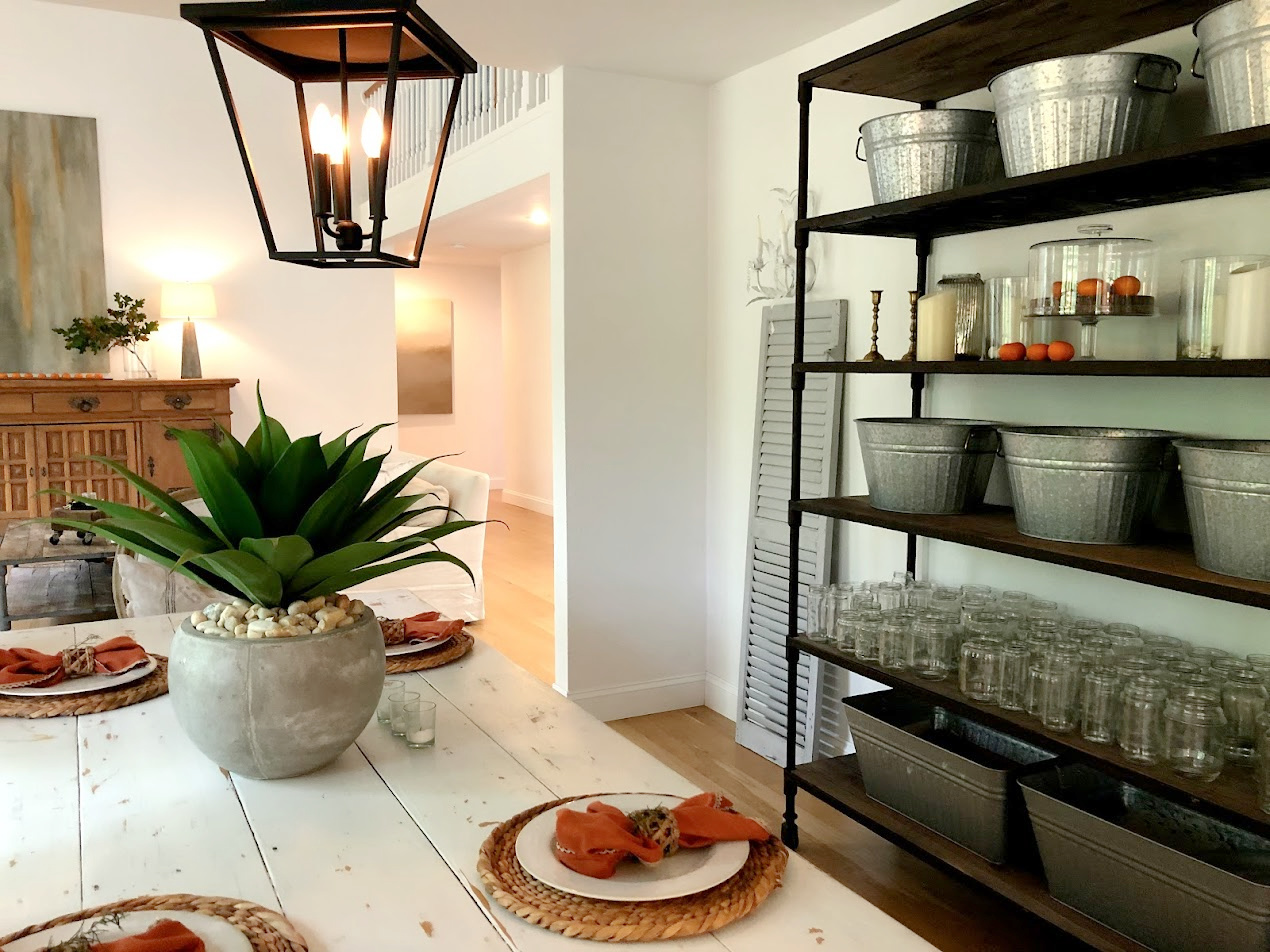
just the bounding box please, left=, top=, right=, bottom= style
left=859, top=289, right=884, bottom=362
left=899, top=290, right=919, bottom=361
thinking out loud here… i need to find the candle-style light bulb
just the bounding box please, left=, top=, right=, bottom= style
left=361, top=107, right=383, bottom=157
left=310, top=103, right=335, bottom=156
left=309, top=104, right=335, bottom=217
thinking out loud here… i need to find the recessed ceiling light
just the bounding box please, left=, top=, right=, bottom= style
left=527, top=208, right=550, bottom=226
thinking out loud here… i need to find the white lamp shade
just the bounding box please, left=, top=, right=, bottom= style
left=160, top=282, right=217, bottom=320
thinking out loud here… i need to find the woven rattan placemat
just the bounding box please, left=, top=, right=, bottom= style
left=0, top=893, right=307, bottom=951
left=477, top=793, right=788, bottom=942
left=0, top=656, right=168, bottom=719
left=386, top=631, right=473, bottom=674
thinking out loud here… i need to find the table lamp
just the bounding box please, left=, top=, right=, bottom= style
left=160, top=282, right=216, bottom=379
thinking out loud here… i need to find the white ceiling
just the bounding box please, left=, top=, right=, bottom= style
left=40, top=0, right=889, bottom=84
left=406, top=176, right=550, bottom=266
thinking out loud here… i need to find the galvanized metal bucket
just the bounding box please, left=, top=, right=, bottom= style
left=997, top=426, right=1178, bottom=544
left=1195, top=0, right=1270, bottom=133
left=857, top=109, right=1002, bottom=204
left=989, top=53, right=1180, bottom=176
left=1022, top=764, right=1270, bottom=952
left=1175, top=438, right=1270, bottom=581
left=856, top=417, right=1000, bottom=515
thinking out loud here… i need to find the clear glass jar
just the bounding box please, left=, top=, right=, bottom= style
left=1164, top=687, right=1227, bottom=782
left=1025, top=600, right=1062, bottom=627
left=850, top=590, right=880, bottom=612
left=911, top=617, right=953, bottom=681
left=1081, top=667, right=1120, bottom=744
left=1038, top=645, right=1083, bottom=733
left=879, top=613, right=913, bottom=672
left=1222, top=671, right=1268, bottom=765
left=1143, top=633, right=1190, bottom=652
left=1178, top=255, right=1270, bottom=359
left=854, top=610, right=883, bottom=662
left=834, top=609, right=858, bottom=653
left=875, top=581, right=907, bottom=612
left=960, top=639, right=1002, bottom=703
left=907, top=581, right=935, bottom=609
left=1171, top=671, right=1222, bottom=699
left=1247, top=654, right=1270, bottom=679
left=1080, top=636, right=1117, bottom=674
left=1257, top=712, right=1270, bottom=815
left=1115, top=657, right=1161, bottom=686
left=1104, top=623, right=1145, bottom=658
left=959, top=584, right=995, bottom=601
left=892, top=570, right=915, bottom=589
left=937, top=273, right=986, bottom=360
left=985, top=275, right=1028, bottom=359
left=1163, top=660, right=1204, bottom=693
left=1211, top=656, right=1253, bottom=684
left=1189, top=645, right=1232, bottom=665
left=930, top=587, right=963, bottom=615
left=999, top=641, right=1031, bottom=712
left=965, top=610, right=1010, bottom=643
left=1149, top=648, right=1189, bottom=668
left=805, top=584, right=832, bottom=642
left=1119, top=675, right=1167, bottom=765
left=1062, top=617, right=1106, bottom=642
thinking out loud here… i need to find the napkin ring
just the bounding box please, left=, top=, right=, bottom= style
left=60, top=646, right=97, bottom=679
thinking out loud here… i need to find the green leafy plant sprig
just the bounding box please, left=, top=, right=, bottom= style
left=44, top=386, right=482, bottom=607
left=53, top=292, right=160, bottom=374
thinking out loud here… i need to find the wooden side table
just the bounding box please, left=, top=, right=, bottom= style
left=0, top=522, right=116, bottom=630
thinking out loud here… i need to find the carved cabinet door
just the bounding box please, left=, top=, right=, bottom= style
left=34, top=423, right=139, bottom=513
left=140, top=418, right=220, bottom=494
left=0, top=427, right=37, bottom=520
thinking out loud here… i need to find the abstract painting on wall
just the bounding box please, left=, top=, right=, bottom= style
left=397, top=297, right=454, bottom=415
left=0, top=109, right=109, bottom=373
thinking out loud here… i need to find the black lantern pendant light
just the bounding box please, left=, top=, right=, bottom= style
left=181, top=0, right=476, bottom=268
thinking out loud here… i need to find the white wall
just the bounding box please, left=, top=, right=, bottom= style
left=395, top=264, right=506, bottom=482
left=2, top=0, right=396, bottom=441
left=553, top=66, right=709, bottom=718
left=500, top=242, right=553, bottom=513
left=704, top=0, right=1270, bottom=720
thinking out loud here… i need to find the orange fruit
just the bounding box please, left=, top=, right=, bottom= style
left=1051, top=280, right=1063, bottom=298
left=1111, top=275, right=1142, bottom=297
left=1049, top=340, right=1075, bottom=362
left=998, top=342, right=1026, bottom=361
left=1076, top=277, right=1105, bottom=297
left=1026, top=343, right=1050, bottom=362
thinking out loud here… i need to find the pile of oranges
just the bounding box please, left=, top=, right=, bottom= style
left=998, top=341, right=1075, bottom=362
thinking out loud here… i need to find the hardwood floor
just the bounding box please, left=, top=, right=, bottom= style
left=476, top=491, right=1083, bottom=952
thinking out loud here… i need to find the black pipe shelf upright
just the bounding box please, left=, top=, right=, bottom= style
left=780, top=1, right=1270, bottom=948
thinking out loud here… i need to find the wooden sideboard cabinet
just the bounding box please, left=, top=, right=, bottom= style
left=0, top=378, right=238, bottom=522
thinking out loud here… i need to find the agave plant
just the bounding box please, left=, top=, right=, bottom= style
left=48, top=387, right=481, bottom=607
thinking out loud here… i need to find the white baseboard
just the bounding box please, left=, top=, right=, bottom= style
left=501, top=489, right=553, bottom=515
left=566, top=673, right=706, bottom=722
left=704, top=675, right=737, bottom=721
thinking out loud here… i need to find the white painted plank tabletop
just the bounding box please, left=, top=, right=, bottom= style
left=1, top=592, right=936, bottom=952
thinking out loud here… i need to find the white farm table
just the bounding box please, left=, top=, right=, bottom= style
left=1, top=591, right=936, bottom=952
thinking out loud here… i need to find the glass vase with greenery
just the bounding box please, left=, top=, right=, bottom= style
left=53, top=292, right=160, bottom=377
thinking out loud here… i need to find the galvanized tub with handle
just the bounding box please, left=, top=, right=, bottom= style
left=1175, top=439, right=1270, bottom=581
left=857, top=109, right=1002, bottom=204
left=997, top=426, right=1177, bottom=544
left=1195, top=0, right=1270, bottom=133
left=857, top=417, right=1000, bottom=515
left=989, top=53, right=1180, bottom=176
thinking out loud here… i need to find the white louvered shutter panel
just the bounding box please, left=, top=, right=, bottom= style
left=735, top=300, right=846, bottom=764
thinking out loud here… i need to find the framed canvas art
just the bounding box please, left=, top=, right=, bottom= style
left=0, top=110, right=108, bottom=374
left=397, top=297, right=454, bottom=415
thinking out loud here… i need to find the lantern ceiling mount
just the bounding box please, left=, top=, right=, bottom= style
left=181, top=0, right=477, bottom=269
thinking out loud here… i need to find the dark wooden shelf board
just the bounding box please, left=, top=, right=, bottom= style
left=801, top=0, right=1214, bottom=102
left=795, top=639, right=1270, bottom=836
left=795, top=359, right=1270, bottom=378
left=798, top=126, right=1270, bottom=240
left=793, top=496, right=1270, bottom=612
left=793, top=754, right=1151, bottom=952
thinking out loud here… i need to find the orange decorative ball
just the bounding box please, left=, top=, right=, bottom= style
left=1026, top=343, right=1050, bottom=362
left=1076, top=278, right=1105, bottom=297
left=1051, top=280, right=1063, bottom=298
left=998, top=342, right=1027, bottom=361
left=1048, top=340, right=1076, bottom=362
left=1111, top=275, right=1142, bottom=297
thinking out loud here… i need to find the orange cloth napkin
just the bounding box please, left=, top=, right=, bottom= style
left=0, top=636, right=150, bottom=689
left=403, top=611, right=465, bottom=642
left=92, top=918, right=205, bottom=951
left=554, top=793, right=770, bottom=878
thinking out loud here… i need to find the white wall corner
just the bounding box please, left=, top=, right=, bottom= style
left=565, top=674, right=707, bottom=722
left=704, top=674, right=737, bottom=721
left=489, top=477, right=506, bottom=490
left=501, top=489, right=553, bottom=515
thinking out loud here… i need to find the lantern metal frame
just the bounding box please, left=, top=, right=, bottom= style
left=181, top=0, right=477, bottom=268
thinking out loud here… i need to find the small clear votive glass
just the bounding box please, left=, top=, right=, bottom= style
left=389, top=689, right=421, bottom=737
left=378, top=679, right=404, bottom=725
left=1038, top=645, right=1083, bottom=733
left=1222, top=671, right=1268, bottom=765
left=1257, top=712, right=1270, bottom=814
left=1165, top=687, right=1226, bottom=781
left=1081, top=667, right=1120, bottom=744
left=854, top=611, right=883, bottom=662
left=879, top=615, right=912, bottom=672
left=960, top=639, right=1002, bottom=703
left=1119, top=675, right=1167, bottom=765
left=911, top=617, right=952, bottom=681
left=403, top=699, right=437, bottom=749
left=998, top=641, right=1031, bottom=712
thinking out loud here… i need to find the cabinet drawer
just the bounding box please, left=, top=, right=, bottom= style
left=0, top=393, right=34, bottom=415
left=138, top=389, right=222, bottom=413
left=33, top=391, right=135, bottom=415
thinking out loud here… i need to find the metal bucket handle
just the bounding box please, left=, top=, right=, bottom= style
left=855, top=136, right=866, bottom=162
left=1134, top=58, right=1179, bottom=94
left=1191, top=47, right=1206, bottom=81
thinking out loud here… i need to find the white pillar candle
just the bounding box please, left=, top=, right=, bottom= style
left=916, top=290, right=957, bottom=361
left=1224, top=264, right=1270, bottom=358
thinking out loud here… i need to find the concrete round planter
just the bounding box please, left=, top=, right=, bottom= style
left=169, top=610, right=385, bottom=779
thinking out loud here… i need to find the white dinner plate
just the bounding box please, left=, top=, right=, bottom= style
left=3, top=909, right=252, bottom=952
left=385, top=633, right=454, bottom=656
left=514, top=793, right=751, bottom=902
left=0, top=655, right=156, bottom=698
